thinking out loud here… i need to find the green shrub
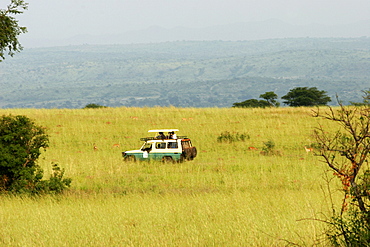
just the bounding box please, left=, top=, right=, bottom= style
left=217, top=131, right=250, bottom=143
left=0, top=115, right=71, bottom=195
left=260, top=140, right=277, bottom=156
left=326, top=170, right=370, bottom=246
left=326, top=209, right=370, bottom=246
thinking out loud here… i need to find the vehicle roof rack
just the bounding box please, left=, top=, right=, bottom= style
left=140, top=136, right=188, bottom=141
left=148, top=129, right=179, bottom=133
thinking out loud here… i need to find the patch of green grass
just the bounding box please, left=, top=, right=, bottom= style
left=0, top=107, right=337, bottom=246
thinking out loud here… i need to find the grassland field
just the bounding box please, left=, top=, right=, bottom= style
left=0, top=107, right=343, bottom=246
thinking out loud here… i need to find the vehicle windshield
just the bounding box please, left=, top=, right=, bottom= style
left=141, top=142, right=152, bottom=151
left=181, top=140, right=192, bottom=148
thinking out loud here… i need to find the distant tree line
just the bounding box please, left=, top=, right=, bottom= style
left=233, top=87, right=331, bottom=108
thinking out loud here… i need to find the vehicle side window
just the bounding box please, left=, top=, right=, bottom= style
left=156, top=142, right=166, bottom=149
left=167, top=142, right=178, bottom=149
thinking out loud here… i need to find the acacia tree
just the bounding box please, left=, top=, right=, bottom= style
left=282, top=87, right=331, bottom=106
left=259, top=91, right=280, bottom=107
left=0, top=0, right=28, bottom=61
left=313, top=93, right=370, bottom=245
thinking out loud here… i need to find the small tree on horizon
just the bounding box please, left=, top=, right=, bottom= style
left=259, top=91, right=280, bottom=107
left=232, top=91, right=279, bottom=108
left=83, top=103, right=107, bottom=109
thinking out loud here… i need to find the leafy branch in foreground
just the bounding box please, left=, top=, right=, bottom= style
left=0, top=0, right=28, bottom=61
left=313, top=93, right=370, bottom=246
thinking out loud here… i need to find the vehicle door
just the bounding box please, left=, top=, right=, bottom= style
left=151, top=141, right=167, bottom=160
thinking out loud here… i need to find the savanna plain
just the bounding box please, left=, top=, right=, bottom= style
left=0, top=107, right=342, bottom=246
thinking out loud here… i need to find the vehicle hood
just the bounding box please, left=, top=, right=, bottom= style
left=123, top=149, right=144, bottom=154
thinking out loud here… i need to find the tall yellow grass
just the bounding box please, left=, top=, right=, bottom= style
left=0, top=107, right=338, bottom=246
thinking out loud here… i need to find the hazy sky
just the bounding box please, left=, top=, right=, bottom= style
left=4, top=0, right=370, bottom=45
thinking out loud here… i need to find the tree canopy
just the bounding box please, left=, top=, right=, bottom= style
left=281, top=87, right=331, bottom=107
left=0, top=0, right=28, bottom=61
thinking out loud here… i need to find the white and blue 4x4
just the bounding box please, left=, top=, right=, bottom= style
left=122, top=129, right=197, bottom=162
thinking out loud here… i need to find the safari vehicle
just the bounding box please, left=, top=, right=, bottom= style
left=122, top=129, right=197, bottom=162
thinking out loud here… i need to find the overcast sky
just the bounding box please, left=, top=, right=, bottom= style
left=4, top=0, right=370, bottom=46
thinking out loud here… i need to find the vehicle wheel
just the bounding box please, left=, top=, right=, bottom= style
left=124, top=155, right=136, bottom=162
left=162, top=156, right=173, bottom=163
left=179, top=155, right=185, bottom=163
left=190, top=147, right=197, bottom=160
left=184, top=147, right=197, bottom=160
left=183, top=148, right=192, bottom=160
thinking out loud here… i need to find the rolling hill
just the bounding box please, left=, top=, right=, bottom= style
left=0, top=37, right=369, bottom=108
